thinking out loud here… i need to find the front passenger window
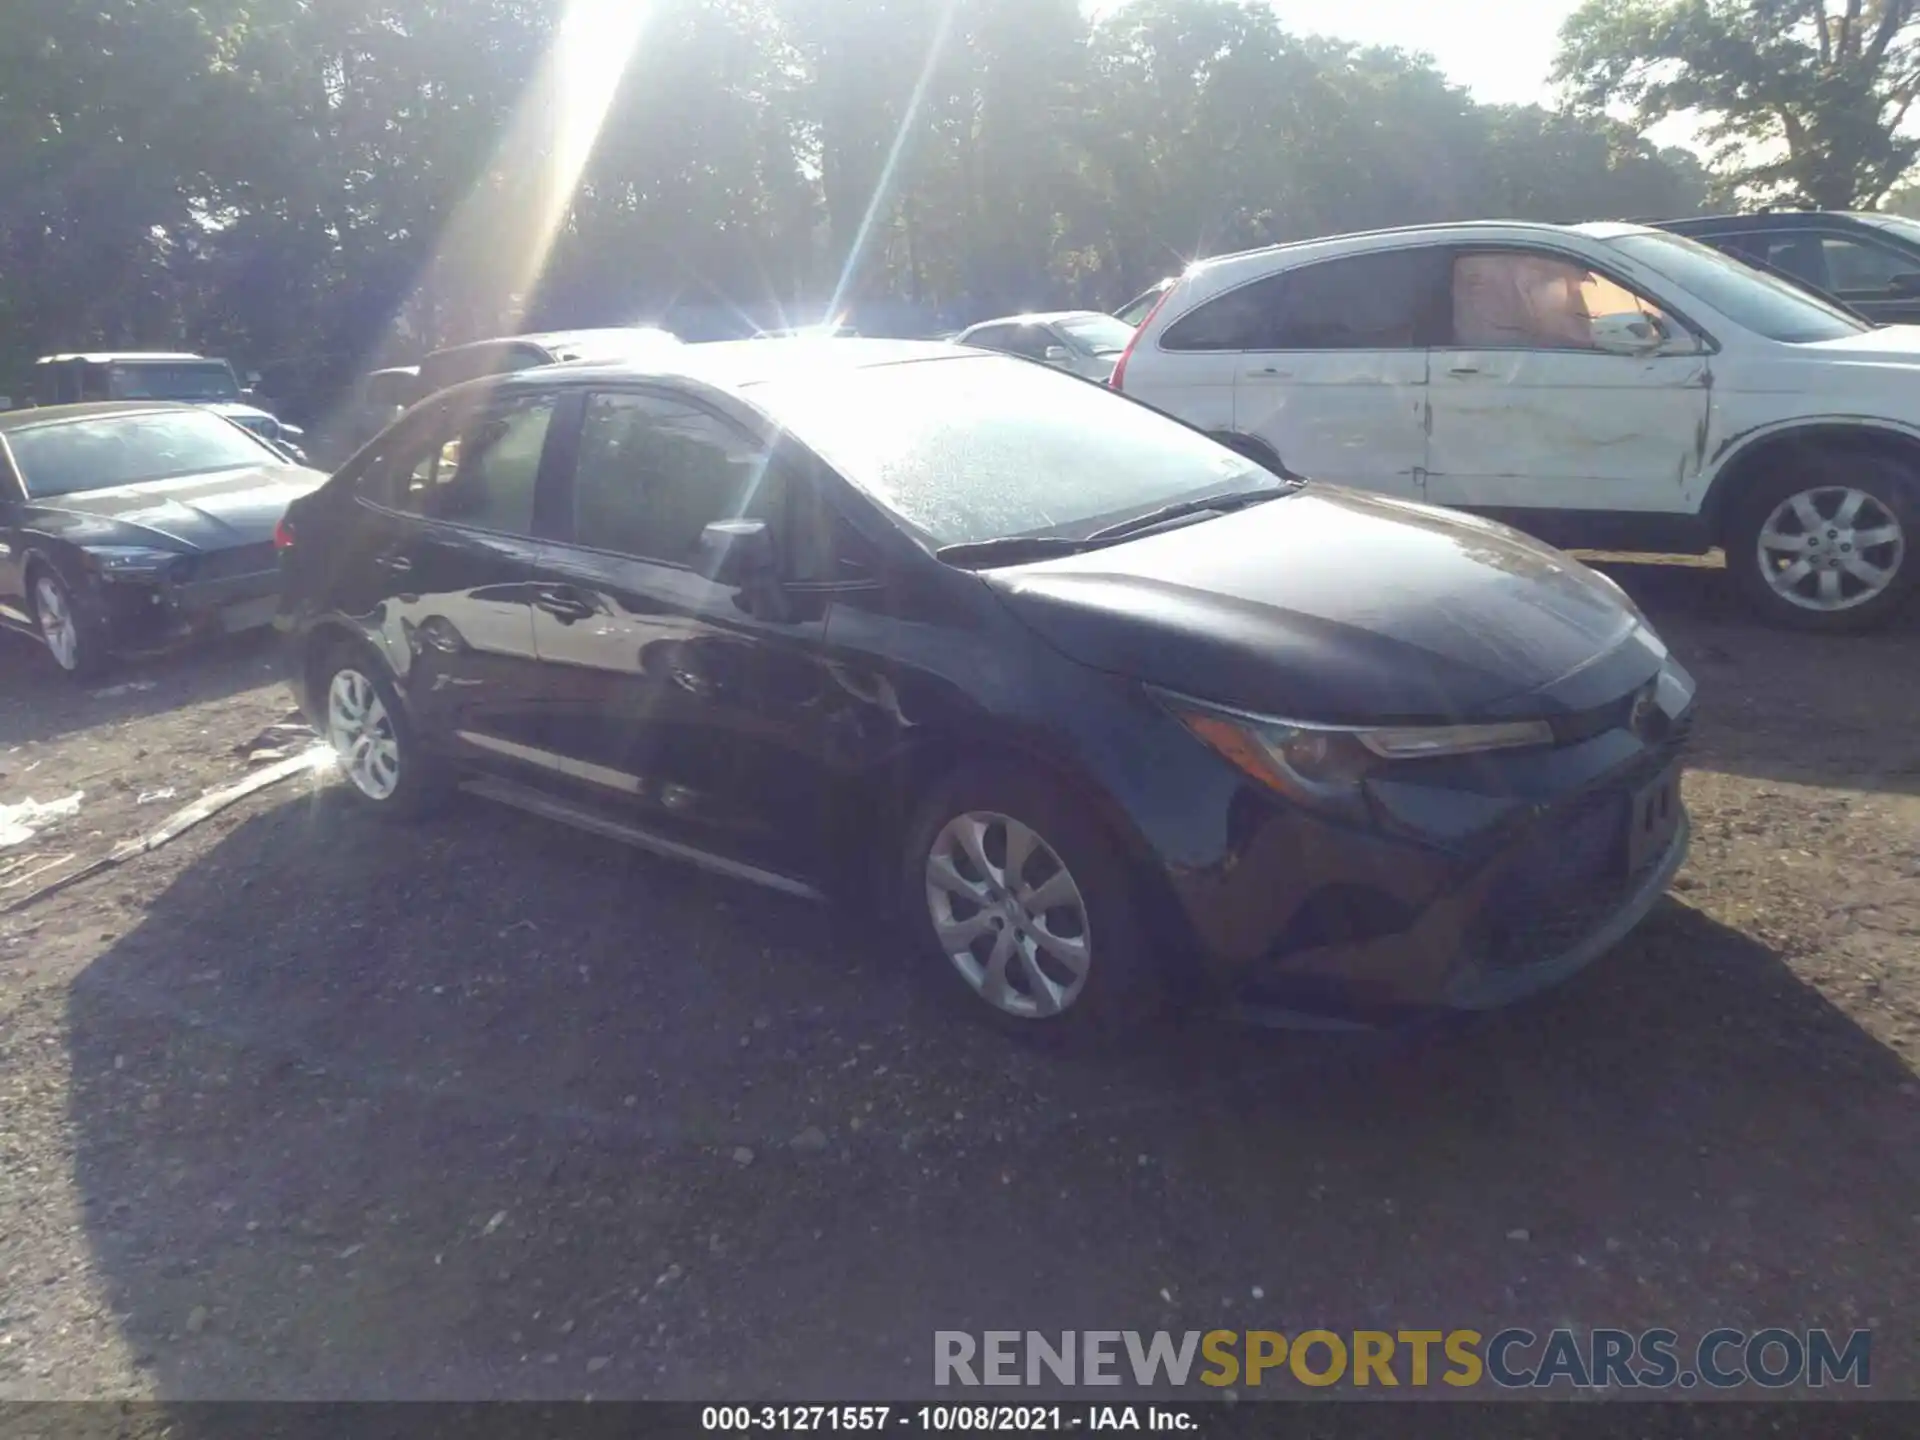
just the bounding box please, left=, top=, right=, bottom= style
left=1451, top=251, right=1681, bottom=353
left=570, top=393, right=780, bottom=566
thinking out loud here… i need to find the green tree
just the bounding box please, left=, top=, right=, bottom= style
left=1556, top=0, right=1920, bottom=207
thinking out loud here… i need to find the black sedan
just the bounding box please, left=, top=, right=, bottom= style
left=277, top=342, right=1695, bottom=1034
left=0, top=402, right=326, bottom=678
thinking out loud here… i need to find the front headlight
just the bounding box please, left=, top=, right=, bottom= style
left=1588, top=565, right=1648, bottom=625
left=81, top=545, right=182, bottom=577
left=1160, top=692, right=1552, bottom=817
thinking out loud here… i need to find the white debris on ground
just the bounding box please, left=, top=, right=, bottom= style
left=0, top=792, right=84, bottom=849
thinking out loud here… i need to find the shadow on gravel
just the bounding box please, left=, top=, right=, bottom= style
left=0, top=629, right=282, bottom=750
left=1587, top=558, right=1920, bottom=797
left=61, top=785, right=1920, bottom=1399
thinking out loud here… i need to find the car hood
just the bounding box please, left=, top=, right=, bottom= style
left=1794, top=325, right=1920, bottom=364
left=983, top=486, right=1659, bottom=723
left=20, top=464, right=327, bottom=553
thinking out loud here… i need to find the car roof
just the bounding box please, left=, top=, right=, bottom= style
left=962, top=311, right=1112, bottom=330
left=1655, top=211, right=1890, bottom=232
left=1181, top=219, right=1660, bottom=280
left=425, top=327, right=678, bottom=363
left=441, top=338, right=975, bottom=402
left=35, top=352, right=211, bottom=364
left=0, top=400, right=195, bottom=434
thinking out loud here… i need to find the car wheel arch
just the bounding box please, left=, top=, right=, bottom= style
left=1702, top=420, right=1920, bottom=543
left=304, top=621, right=410, bottom=727
left=867, top=730, right=1193, bottom=979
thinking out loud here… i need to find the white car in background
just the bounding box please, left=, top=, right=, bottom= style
left=955, top=311, right=1138, bottom=383
left=1111, top=221, right=1920, bottom=631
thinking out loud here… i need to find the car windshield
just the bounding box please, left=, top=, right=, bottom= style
left=8, top=410, right=276, bottom=497
left=748, top=353, right=1282, bottom=548
left=1608, top=231, right=1869, bottom=342
left=1055, top=313, right=1137, bottom=355
left=106, top=361, right=242, bottom=402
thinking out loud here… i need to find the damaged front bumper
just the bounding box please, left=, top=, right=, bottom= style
left=94, top=545, right=283, bottom=651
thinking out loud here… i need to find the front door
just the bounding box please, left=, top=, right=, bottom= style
left=328, top=387, right=563, bottom=764
left=1227, top=248, right=1442, bottom=497
left=1424, top=247, right=1712, bottom=517
left=523, top=388, right=841, bottom=878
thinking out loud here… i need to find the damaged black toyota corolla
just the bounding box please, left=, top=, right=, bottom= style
left=278, top=342, right=1694, bottom=1034
left=1, top=402, right=326, bottom=679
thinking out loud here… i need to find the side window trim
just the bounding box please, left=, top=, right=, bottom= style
left=1437, top=243, right=1717, bottom=355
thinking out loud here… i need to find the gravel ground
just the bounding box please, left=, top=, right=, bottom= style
left=0, top=558, right=1916, bottom=1403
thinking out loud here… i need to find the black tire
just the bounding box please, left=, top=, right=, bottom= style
left=1726, top=449, right=1920, bottom=632
left=313, top=642, right=452, bottom=820
left=27, top=564, right=111, bottom=681
left=900, top=762, right=1165, bottom=1041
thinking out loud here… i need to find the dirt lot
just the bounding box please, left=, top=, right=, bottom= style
left=0, top=559, right=1917, bottom=1402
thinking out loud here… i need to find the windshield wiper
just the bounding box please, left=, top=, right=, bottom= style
left=1083, top=485, right=1291, bottom=544
left=935, top=535, right=1094, bottom=568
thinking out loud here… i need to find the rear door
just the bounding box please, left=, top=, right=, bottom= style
left=521, top=387, right=844, bottom=877
left=1224, top=249, right=1442, bottom=496
left=327, top=386, right=565, bottom=763
left=1424, top=246, right=1711, bottom=517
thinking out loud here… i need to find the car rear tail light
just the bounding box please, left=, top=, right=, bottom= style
left=273, top=515, right=296, bottom=550
left=1109, top=286, right=1171, bottom=393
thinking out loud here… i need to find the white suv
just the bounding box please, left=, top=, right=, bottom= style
left=1112, top=220, right=1920, bottom=631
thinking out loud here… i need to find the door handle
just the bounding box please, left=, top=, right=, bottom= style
left=1448, top=365, right=1484, bottom=376
left=1250, top=366, right=1292, bottom=377
left=533, top=585, right=596, bottom=623
left=375, top=554, right=413, bottom=573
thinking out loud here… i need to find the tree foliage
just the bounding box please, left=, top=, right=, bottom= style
left=0, top=0, right=1713, bottom=418
left=1556, top=0, right=1920, bottom=208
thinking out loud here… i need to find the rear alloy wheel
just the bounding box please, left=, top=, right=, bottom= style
left=327, top=667, right=402, bottom=801
left=318, top=650, right=449, bottom=818
left=31, top=570, right=107, bottom=680
left=905, top=766, right=1161, bottom=1038
left=1731, top=455, right=1918, bottom=631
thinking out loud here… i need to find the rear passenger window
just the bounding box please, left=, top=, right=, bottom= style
left=374, top=391, right=555, bottom=535
left=1160, top=251, right=1437, bottom=351
left=1160, top=274, right=1288, bottom=351
left=1267, top=250, right=1439, bottom=349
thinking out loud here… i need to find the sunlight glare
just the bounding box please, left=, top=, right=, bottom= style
left=401, top=0, right=654, bottom=345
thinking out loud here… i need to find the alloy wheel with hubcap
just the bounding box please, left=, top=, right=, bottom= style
left=924, top=810, right=1092, bottom=1019
left=1755, top=484, right=1906, bottom=613
left=33, top=575, right=82, bottom=672
left=326, top=667, right=402, bottom=801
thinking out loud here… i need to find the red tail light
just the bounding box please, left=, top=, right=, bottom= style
left=273, top=515, right=296, bottom=550
left=1110, top=285, right=1173, bottom=393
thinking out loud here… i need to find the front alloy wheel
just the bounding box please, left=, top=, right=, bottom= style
left=1731, top=455, right=1919, bottom=632
left=925, top=810, right=1094, bottom=1020
left=31, top=571, right=105, bottom=679
left=326, top=667, right=402, bottom=801
left=1755, top=485, right=1905, bottom=614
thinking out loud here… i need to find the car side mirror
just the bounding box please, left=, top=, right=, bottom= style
left=695, top=519, right=776, bottom=588
left=1044, top=345, right=1072, bottom=364
left=1590, top=312, right=1669, bottom=356
left=1889, top=272, right=1920, bottom=296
